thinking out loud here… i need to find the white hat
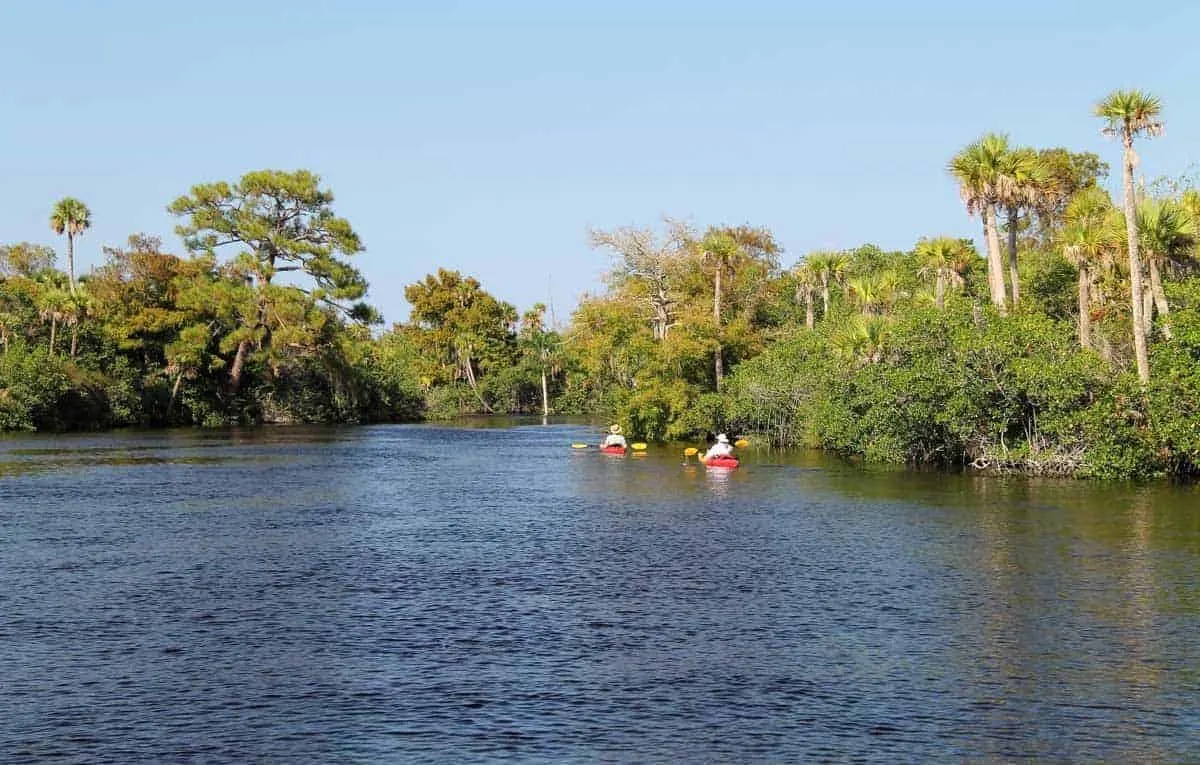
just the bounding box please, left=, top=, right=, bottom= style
left=610, top=424, right=622, bottom=434
left=716, top=433, right=729, bottom=443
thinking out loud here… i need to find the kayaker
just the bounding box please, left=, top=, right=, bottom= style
left=602, top=424, right=627, bottom=449
left=703, top=433, right=734, bottom=461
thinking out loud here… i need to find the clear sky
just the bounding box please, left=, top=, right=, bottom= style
left=2, top=0, right=1197, bottom=326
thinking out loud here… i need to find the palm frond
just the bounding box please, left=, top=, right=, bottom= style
left=1094, top=89, right=1164, bottom=140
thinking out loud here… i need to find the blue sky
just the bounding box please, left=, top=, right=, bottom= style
left=2, top=0, right=1197, bottom=325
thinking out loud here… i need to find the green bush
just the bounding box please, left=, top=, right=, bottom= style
left=0, top=344, right=70, bottom=431
left=720, top=303, right=1181, bottom=478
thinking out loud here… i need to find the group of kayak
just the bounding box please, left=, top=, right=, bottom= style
left=591, top=425, right=742, bottom=468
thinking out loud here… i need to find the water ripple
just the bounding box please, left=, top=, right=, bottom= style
left=0, top=423, right=1197, bottom=762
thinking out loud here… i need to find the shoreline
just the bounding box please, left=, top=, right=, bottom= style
left=2, top=416, right=1193, bottom=485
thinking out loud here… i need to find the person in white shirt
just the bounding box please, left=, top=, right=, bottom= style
left=602, top=424, right=627, bottom=449
left=703, top=433, right=735, bottom=461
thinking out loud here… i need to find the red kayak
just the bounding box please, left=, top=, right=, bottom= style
left=601, top=445, right=627, bottom=455
left=702, top=455, right=739, bottom=468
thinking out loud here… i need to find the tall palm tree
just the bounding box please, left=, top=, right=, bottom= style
left=706, top=223, right=778, bottom=388
left=520, top=303, right=562, bottom=417
left=805, top=253, right=830, bottom=317
left=1137, top=198, right=1195, bottom=339
left=1061, top=187, right=1119, bottom=349
left=793, top=263, right=818, bottom=329
left=949, top=134, right=1012, bottom=312
left=49, top=197, right=92, bottom=296
left=995, top=147, right=1050, bottom=307
left=700, top=230, right=741, bottom=390
left=805, top=251, right=850, bottom=319
left=1095, top=89, right=1163, bottom=383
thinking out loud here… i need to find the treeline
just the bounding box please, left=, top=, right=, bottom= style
left=1, top=171, right=425, bottom=430
left=383, top=88, right=1199, bottom=479
left=629, top=89, right=1198, bottom=478
left=0, top=169, right=575, bottom=432
left=4, top=89, right=1199, bottom=479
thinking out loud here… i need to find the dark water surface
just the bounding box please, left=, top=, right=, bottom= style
left=1, top=423, right=1198, bottom=763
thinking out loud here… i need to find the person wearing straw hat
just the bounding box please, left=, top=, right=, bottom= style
left=703, top=433, right=734, bottom=461
left=602, top=424, right=627, bottom=449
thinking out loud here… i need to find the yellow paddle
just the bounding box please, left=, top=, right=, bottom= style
left=571, top=443, right=589, bottom=449
left=682, top=439, right=746, bottom=463
left=631, top=443, right=647, bottom=451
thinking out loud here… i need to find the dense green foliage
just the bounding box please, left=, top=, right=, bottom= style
left=0, top=176, right=562, bottom=430
left=4, top=89, right=1198, bottom=480
left=1, top=172, right=425, bottom=430
left=551, top=89, right=1199, bottom=479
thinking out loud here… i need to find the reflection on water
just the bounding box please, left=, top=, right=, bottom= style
left=701, top=464, right=733, bottom=498
left=0, top=422, right=1197, bottom=762
left=0, top=451, right=280, bottom=478
left=0, top=426, right=347, bottom=478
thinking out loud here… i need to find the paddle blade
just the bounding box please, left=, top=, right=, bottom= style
left=684, top=447, right=698, bottom=456
left=734, top=439, right=749, bottom=448
left=631, top=442, right=647, bottom=451
left=571, top=443, right=589, bottom=449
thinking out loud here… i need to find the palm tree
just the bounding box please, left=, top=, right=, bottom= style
left=805, top=253, right=830, bottom=317
left=949, top=134, right=1012, bottom=312
left=37, top=287, right=70, bottom=356
left=1061, top=187, right=1119, bottom=349
left=846, top=276, right=877, bottom=316
left=793, top=263, right=818, bottom=329
left=846, top=272, right=900, bottom=317
left=877, top=270, right=903, bottom=315
left=806, top=251, right=850, bottom=319
left=832, top=315, right=891, bottom=365
left=915, top=237, right=965, bottom=309
left=947, top=240, right=976, bottom=294
left=700, top=230, right=741, bottom=389
left=995, top=147, right=1050, bottom=306
left=65, top=288, right=90, bottom=359
left=828, top=253, right=851, bottom=312
left=520, top=303, right=562, bottom=416
left=1137, top=198, right=1195, bottom=339
left=49, top=197, right=92, bottom=296
left=1095, top=89, right=1163, bottom=383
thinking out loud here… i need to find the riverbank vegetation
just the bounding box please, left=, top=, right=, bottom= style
left=1, top=171, right=424, bottom=430
left=3, top=90, right=1198, bottom=478
left=566, top=89, right=1200, bottom=479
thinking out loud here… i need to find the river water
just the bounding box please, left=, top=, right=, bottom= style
left=1, top=422, right=1197, bottom=763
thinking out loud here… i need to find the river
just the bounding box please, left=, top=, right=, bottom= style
left=1, top=422, right=1197, bottom=762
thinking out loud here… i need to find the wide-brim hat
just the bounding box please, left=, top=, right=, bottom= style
left=610, top=424, right=622, bottom=434
left=716, top=433, right=730, bottom=443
